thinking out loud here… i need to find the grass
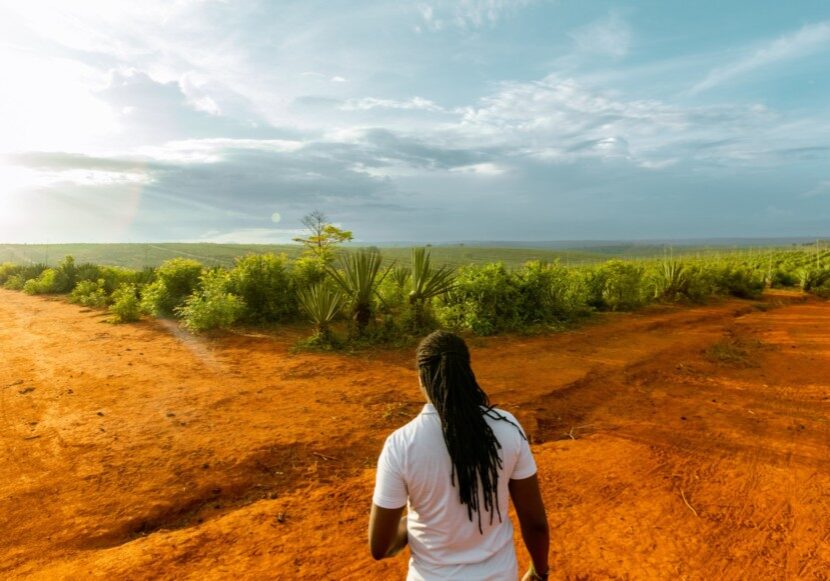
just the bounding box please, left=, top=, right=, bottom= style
left=704, top=336, right=765, bottom=367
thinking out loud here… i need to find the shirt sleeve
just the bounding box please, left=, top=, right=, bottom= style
left=510, top=425, right=538, bottom=480
left=372, top=435, right=408, bottom=508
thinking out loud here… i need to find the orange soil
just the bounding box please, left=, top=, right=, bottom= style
left=2, top=289, right=830, bottom=579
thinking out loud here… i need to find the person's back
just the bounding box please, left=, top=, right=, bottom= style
left=369, top=331, right=550, bottom=581
left=375, top=404, right=536, bottom=578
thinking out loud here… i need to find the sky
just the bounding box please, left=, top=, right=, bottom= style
left=0, top=0, right=829, bottom=244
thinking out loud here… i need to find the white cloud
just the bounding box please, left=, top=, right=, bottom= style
left=339, top=96, right=444, bottom=112
left=137, top=138, right=306, bottom=163
left=450, top=162, right=508, bottom=175
left=691, top=21, right=830, bottom=94
left=569, top=13, right=632, bottom=58
left=417, top=0, right=539, bottom=31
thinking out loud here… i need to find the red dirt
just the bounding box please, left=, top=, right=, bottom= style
left=2, top=289, right=830, bottom=579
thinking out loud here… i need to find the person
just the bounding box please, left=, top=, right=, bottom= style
left=369, top=330, right=550, bottom=580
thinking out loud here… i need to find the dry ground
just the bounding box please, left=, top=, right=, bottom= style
left=1, top=289, right=829, bottom=579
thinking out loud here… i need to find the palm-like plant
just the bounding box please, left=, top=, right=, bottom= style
left=327, top=249, right=388, bottom=335
left=653, top=259, right=689, bottom=301
left=297, top=282, right=345, bottom=342
left=408, top=247, right=455, bottom=330
left=390, top=266, right=411, bottom=289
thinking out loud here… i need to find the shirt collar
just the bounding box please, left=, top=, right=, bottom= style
left=421, top=403, right=437, bottom=414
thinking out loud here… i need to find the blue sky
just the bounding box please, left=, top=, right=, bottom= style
left=0, top=0, right=829, bottom=243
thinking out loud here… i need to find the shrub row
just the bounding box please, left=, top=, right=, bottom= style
left=0, top=250, right=826, bottom=339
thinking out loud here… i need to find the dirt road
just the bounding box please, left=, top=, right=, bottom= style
left=1, top=289, right=829, bottom=579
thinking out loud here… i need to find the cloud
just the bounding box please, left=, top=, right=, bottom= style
left=569, top=13, right=632, bottom=59
left=339, top=96, right=444, bottom=112
left=691, top=21, right=830, bottom=94
left=450, top=162, right=508, bottom=175
left=800, top=180, right=830, bottom=198
left=417, top=0, right=539, bottom=31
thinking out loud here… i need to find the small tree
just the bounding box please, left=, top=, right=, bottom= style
left=292, top=211, right=353, bottom=263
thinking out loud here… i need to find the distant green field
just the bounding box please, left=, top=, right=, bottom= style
left=0, top=242, right=819, bottom=270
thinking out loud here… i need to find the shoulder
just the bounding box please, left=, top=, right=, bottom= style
left=485, top=407, right=529, bottom=439
left=383, top=414, right=424, bottom=448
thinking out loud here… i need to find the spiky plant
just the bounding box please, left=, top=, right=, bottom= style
left=326, top=250, right=388, bottom=335
left=408, top=247, right=455, bottom=330
left=653, top=259, right=689, bottom=301
left=390, top=266, right=411, bottom=289
left=297, top=282, right=345, bottom=342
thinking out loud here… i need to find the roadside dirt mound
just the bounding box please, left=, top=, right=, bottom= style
left=2, top=289, right=829, bottom=579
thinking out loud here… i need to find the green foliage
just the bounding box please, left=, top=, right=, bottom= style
left=23, top=269, right=62, bottom=295
left=69, top=279, right=109, bottom=307
left=377, top=267, right=411, bottom=314
left=297, top=281, right=345, bottom=344
left=0, top=263, right=22, bottom=285
left=515, top=261, right=589, bottom=323
left=408, top=248, right=455, bottom=331
left=327, top=249, right=388, bottom=334
left=437, top=263, right=522, bottom=335
left=177, top=270, right=245, bottom=332
left=3, top=274, right=26, bottom=290
left=109, top=284, right=142, bottom=323
left=292, top=210, right=353, bottom=262
left=140, top=258, right=203, bottom=317
left=227, top=253, right=297, bottom=323
left=587, top=260, right=645, bottom=311
left=798, top=266, right=830, bottom=292
left=649, top=260, right=690, bottom=301
left=711, top=265, right=764, bottom=299
left=291, top=255, right=328, bottom=287
left=52, top=256, right=78, bottom=293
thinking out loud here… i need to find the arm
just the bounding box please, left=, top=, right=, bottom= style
left=368, top=504, right=407, bottom=560
left=509, top=474, right=550, bottom=579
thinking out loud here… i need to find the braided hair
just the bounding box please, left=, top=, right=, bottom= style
left=416, top=330, right=523, bottom=533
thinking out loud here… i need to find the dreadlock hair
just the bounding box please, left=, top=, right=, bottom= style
left=416, top=330, right=524, bottom=533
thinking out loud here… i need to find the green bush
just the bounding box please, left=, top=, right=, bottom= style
left=227, top=253, right=297, bottom=323
left=140, top=258, right=203, bottom=317
left=109, top=284, right=142, bottom=323
left=22, top=269, right=62, bottom=295
left=3, top=274, right=26, bottom=290
left=74, top=262, right=102, bottom=285
left=587, top=260, right=646, bottom=311
left=711, top=264, right=764, bottom=299
left=682, top=264, right=717, bottom=303
left=798, top=267, right=830, bottom=293
left=292, top=255, right=328, bottom=287
left=0, top=263, right=22, bottom=285
left=69, top=279, right=109, bottom=307
left=515, top=261, right=589, bottom=323
left=177, top=270, right=245, bottom=332
left=437, top=263, right=521, bottom=335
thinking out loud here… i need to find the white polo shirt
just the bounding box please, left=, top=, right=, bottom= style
left=373, top=404, right=537, bottom=580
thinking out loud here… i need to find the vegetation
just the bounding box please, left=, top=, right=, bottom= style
left=292, top=210, right=353, bottom=262
left=297, top=282, right=345, bottom=346
left=109, top=284, right=142, bottom=323
left=327, top=249, right=388, bottom=336
left=1, top=233, right=828, bottom=344
left=140, top=258, right=203, bottom=317
left=408, top=247, right=455, bottom=331
left=226, top=253, right=295, bottom=323
left=177, top=270, right=245, bottom=332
